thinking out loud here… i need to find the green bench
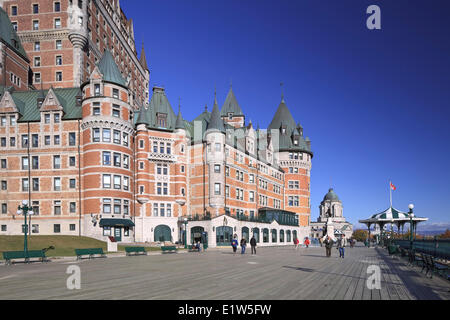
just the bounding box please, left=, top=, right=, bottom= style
left=388, top=245, right=400, bottom=255
left=125, top=246, right=147, bottom=256
left=3, top=250, right=46, bottom=265
left=161, top=246, right=177, bottom=253
left=75, top=248, right=106, bottom=260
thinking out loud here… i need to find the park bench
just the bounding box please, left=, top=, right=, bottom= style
left=422, top=254, right=448, bottom=279
left=75, top=248, right=106, bottom=260
left=125, top=246, right=147, bottom=256
left=2, top=250, right=47, bottom=265
left=161, top=246, right=177, bottom=253
left=388, top=245, right=400, bottom=256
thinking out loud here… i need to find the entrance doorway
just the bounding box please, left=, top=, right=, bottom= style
left=191, top=226, right=205, bottom=244
left=114, top=227, right=122, bottom=242
left=154, top=224, right=172, bottom=242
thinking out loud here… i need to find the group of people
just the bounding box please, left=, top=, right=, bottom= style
left=323, top=234, right=348, bottom=258
left=293, top=237, right=310, bottom=249
left=231, top=235, right=257, bottom=255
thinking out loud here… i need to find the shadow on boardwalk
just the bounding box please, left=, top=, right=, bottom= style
left=375, top=248, right=449, bottom=300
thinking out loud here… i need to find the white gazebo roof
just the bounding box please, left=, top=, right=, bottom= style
left=359, top=206, right=428, bottom=225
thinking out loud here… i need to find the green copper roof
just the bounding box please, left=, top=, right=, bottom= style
left=144, top=87, right=177, bottom=130
left=268, top=99, right=297, bottom=133
left=0, top=7, right=28, bottom=60
left=207, top=94, right=225, bottom=133
left=135, top=105, right=152, bottom=126
left=97, top=50, right=127, bottom=87
left=175, top=107, right=185, bottom=130
left=7, top=87, right=82, bottom=122
left=220, top=86, right=244, bottom=117
left=323, top=188, right=340, bottom=202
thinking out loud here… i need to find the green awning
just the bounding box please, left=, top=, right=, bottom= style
left=99, top=218, right=135, bottom=227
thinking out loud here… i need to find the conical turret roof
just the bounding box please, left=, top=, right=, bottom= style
left=140, top=42, right=149, bottom=71
left=268, top=98, right=297, bottom=134
left=220, top=86, right=243, bottom=116
left=97, top=50, right=127, bottom=87
left=175, top=106, right=185, bottom=130
left=207, top=93, right=225, bottom=132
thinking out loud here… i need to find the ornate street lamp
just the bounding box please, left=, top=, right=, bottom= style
left=408, top=204, right=414, bottom=250
left=183, top=217, right=188, bottom=249
left=17, top=200, right=34, bottom=256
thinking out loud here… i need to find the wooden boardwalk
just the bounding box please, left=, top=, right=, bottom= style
left=0, top=244, right=448, bottom=300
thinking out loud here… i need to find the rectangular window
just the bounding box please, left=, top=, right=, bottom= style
left=22, top=178, right=29, bottom=192
left=53, top=155, right=61, bottom=169
left=69, top=132, right=76, bottom=146
left=112, top=106, right=120, bottom=118
left=214, top=164, right=220, bottom=173
left=54, top=224, right=61, bottom=233
left=70, top=224, right=76, bottom=231
left=22, top=157, right=29, bottom=170
left=34, top=56, right=40, bottom=66
left=103, top=198, right=111, bottom=214
left=69, top=179, right=76, bottom=189
left=103, top=175, right=111, bottom=188
left=55, top=18, right=61, bottom=29
left=34, top=41, right=40, bottom=51
left=33, top=4, right=39, bottom=13
left=32, top=178, right=39, bottom=191
left=166, top=144, right=171, bottom=155
left=54, top=201, right=61, bottom=215
left=94, top=84, right=100, bottom=96
left=54, top=135, right=60, bottom=145
left=93, top=107, right=100, bottom=115
left=123, top=132, right=128, bottom=146
left=11, top=6, right=17, bottom=15
left=113, top=88, right=119, bottom=99
left=102, top=151, right=111, bottom=165
left=93, top=128, right=100, bottom=142
left=160, top=142, right=164, bottom=153
left=113, top=175, right=121, bottom=189
left=54, top=113, right=60, bottom=123
left=214, top=183, right=221, bottom=195
left=45, top=135, right=50, bottom=145
left=113, top=153, right=121, bottom=167
left=10, top=116, right=16, bottom=126
left=160, top=203, right=165, bottom=217
left=114, top=199, right=121, bottom=215
left=30, top=134, right=38, bottom=148
left=113, top=130, right=120, bottom=144
left=102, top=128, right=110, bottom=142
left=1, top=159, right=6, bottom=169
left=54, top=2, right=61, bottom=12
left=69, top=156, right=76, bottom=167
left=215, top=143, right=221, bottom=152
left=1, top=203, right=7, bottom=214
left=22, top=134, right=28, bottom=148
left=34, top=72, right=41, bottom=83
left=123, top=155, right=129, bottom=169
left=153, top=141, right=157, bottom=153
left=56, top=72, right=62, bottom=82
left=33, top=20, right=39, bottom=30
left=1, top=181, right=7, bottom=190
left=157, top=182, right=162, bottom=195
left=9, top=137, right=15, bottom=147
left=1, top=137, right=6, bottom=147
left=54, top=177, right=61, bottom=191
left=31, top=156, right=39, bottom=169
left=44, top=113, right=50, bottom=124
left=123, top=176, right=129, bottom=191
left=56, top=55, right=62, bottom=65
left=153, top=203, right=158, bottom=216
left=70, top=202, right=76, bottom=213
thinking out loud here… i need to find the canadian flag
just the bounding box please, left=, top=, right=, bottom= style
left=390, top=182, right=396, bottom=190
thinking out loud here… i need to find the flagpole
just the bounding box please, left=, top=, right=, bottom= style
left=389, top=180, right=392, bottom=207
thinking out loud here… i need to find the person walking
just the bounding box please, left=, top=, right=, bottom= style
left=240, top=238, right=247, bottom=254
left=231, top=236, right=238, bottom=254
left=294, top=237, right=299, bottom=250
left=323, top=235, right=333, bottom=257
left=337, top=235, right=347, bottom=258
left=250, top=236, right=257, bottom=255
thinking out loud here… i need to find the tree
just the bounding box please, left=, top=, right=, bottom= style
left=352, top=229, right=368, bottom=242
left=438, top=229, right=450, bottom=239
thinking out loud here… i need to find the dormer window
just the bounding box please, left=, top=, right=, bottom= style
left=228, top=112, right=233, bottom=120
left=294, top=139, right=298, bottom=145
left=75, top=96, right=82, bottom=106
left=157, top=113, right=167, bottom=128
left=37, top=98, right=44, bottom=108
left=94, top=84, right=101, bottom=96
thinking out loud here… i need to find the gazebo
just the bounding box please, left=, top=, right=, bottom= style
left=359, top=206, right=428, bottom=246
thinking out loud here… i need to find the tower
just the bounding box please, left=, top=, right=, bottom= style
left=80, top=50, right=135, bottom=240
left=268, top=95, right=313, bottom=227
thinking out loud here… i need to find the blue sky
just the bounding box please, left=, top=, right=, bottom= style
left=122, top=0, right=450, bottom=228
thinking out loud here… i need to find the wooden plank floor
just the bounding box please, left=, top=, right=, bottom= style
left=0, top=244, right=448, bottom=300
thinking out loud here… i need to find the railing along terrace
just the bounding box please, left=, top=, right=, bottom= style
left=394, top=238, right=450, bottom=260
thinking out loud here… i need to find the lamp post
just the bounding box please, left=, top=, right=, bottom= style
left=408, top=204, right=414, bottom=250
left=183, top=217, right=188, bottom=249
left=17, top=200, right=34, bottom=256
